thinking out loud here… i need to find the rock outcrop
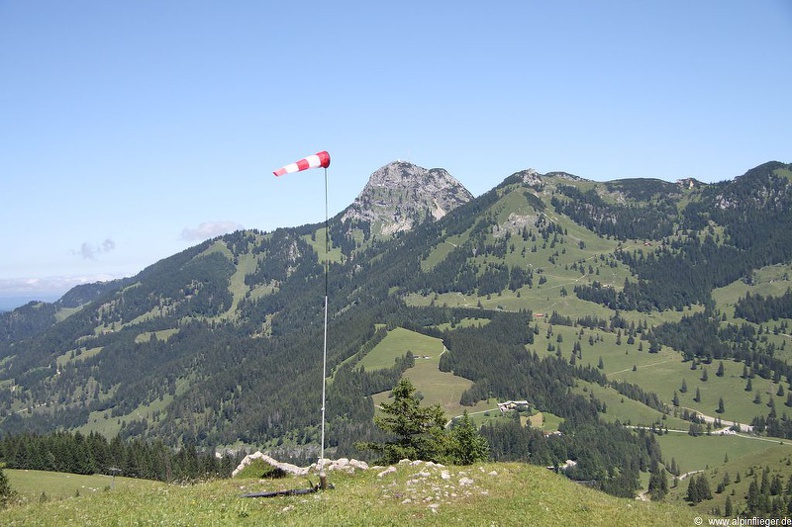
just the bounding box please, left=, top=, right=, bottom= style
left=340, top=161, right=473, bottom=237
left=232, top=451, right=370, bottom=477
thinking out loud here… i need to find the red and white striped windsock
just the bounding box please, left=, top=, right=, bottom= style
left=273, top=151, right=331, bottom=176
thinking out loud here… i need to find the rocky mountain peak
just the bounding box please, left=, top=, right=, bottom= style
left=676, top=177, right=706, bottom=190
left=340, top=161, right=473, bottom=236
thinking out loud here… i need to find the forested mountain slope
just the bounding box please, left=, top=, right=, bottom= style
left=1, top=160, right=791, bottom=492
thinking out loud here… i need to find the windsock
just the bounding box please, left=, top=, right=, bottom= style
left=273, top=151, right=331, bottom=176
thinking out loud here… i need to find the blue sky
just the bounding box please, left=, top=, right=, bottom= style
left=1, top=1, right=791, bottom=307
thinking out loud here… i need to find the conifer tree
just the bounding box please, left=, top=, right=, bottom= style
left=686, top=475, right=701, bottom=503
left=0, top=467, right=14, bottom=508
left=448, top=411, right=489, bottom=465
left=355, top=378, right=448, bottom=464
left=647, top=460, right=668, bottom=500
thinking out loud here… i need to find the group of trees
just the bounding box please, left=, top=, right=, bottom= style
left=0, top=431, right=242, bottom=483
left=551, top=184, right=678, bottom=241
left=479, top=411, right=663, bottom=498
left=685, top=473, right=712, bottom=503
left=355, top=379, right=488, bottom=466
left=567, top=162, right=792, bottom=315
left=741, top=466, right=792, bottom=517
left=650, top=310, right=792, bottom=395
left=735, top=289, right=792, bottom=323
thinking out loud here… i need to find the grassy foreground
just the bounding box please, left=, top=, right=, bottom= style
left=1, top=462, right=704, bottom=526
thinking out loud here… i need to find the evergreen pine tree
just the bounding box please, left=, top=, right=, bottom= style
left=355, top=378, right=448, bottom=464
left=686, top=475, right=701, bottom=503
left=0, top=467, right=14, bottom=508
left=746, top=479, right=760, bottom=513
left=448, top=411, right=489, bottom=465
left=696, top=474, right=712, bottom=500
left=647, top=460, right=668, bottom=500
left=770, top=474, right=783, bottom=496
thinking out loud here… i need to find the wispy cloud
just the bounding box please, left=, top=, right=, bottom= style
left=180, top=221, right=243, bottom=241
left=0, top=274, right=119, bottom=298
left=75, top=238, right=116, bottom=260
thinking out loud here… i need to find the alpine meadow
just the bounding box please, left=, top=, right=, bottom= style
left=2, top=159, right=792, bottom=523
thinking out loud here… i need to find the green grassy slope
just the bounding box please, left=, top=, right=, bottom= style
left=359, top=327, right=492, bottom=418
left=1, top=463, right=705, bottom=526
left=665, top=441, right=792, bottom=516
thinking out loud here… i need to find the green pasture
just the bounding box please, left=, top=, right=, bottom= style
left=532, top=318, right=679, bottom=378
left=611, top=356, right=787, bottom=428
left=456, top=404, right=564, bottom=433
left=572, top=381, right=688, bottom=430
left=410, top=185, right=657, bottom=316
left=356, top=327, right=444, bottom=371
left=656, top=432, right=789, bottom=478
left=55, top=346, right=104, bottom=367
left=134, top=328, right=179, bottom=344
left=666, top=443, right=792, bottom=512
left=430, top=316, right=490, bottom=332
left=363, top=327, right=491, bottom=419
left=371, top=358, right=486, bottom=420
left=226, top=250, right=260, bottom=316
left=712, top=263, right=792, bottom=318
left=302, top=227, right=344, bottom=264
left=0, top=462, right=704, bottom=526
left=54, top=305, right=83, bottom=323
left=77, top=376, right=190, bottom=438
left=530, top=316, right=787, bottom=429
left=711, top=262, right=792, bottom=363
left=663, top=439, right=792, bottom=515
left=532, top=411, right=564, bottom=431
left=5, top=469, right=150, bottom=503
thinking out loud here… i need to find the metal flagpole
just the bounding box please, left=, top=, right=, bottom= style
left=319, top=165, right=329, bottom=490
left=272, top=151, right=331, bottom=490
